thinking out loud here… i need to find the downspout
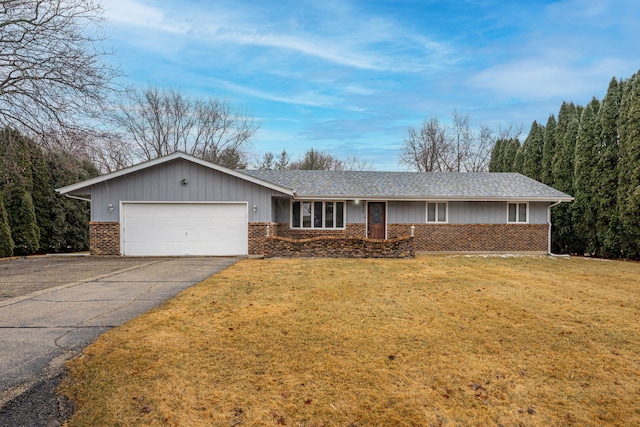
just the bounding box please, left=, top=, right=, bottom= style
left=547, top=200, right=569, bottom=257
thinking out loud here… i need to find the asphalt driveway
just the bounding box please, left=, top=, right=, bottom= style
left=0, top=256, right=237, bottom=425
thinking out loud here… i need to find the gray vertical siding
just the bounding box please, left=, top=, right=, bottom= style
left=529, top=202, right=549, bottom=224
left=387, top=201, right=425, bottom=223
left=448, top=201, right=550, bottom=224
left=346, top=200, right=366, bottom=224
left=86, top=159, right=284, bottom=222
left=270, top=199, right=552, bottom=226
left=449, top=201, right=505, bottom=224
left=272, top=197, right=290, bottom=223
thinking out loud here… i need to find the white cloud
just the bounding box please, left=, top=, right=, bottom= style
left=103, top=0, right=189, bottom=33
left=212, top=79, right=341, bottom=108
left=105, top=0, right=454, bottom=73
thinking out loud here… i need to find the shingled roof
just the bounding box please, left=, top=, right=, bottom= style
left=241, top=170, right=573, bottom=202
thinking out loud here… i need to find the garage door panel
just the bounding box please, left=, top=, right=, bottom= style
left=124, top=216, right=246, bottom=230
left=125, top=227, right=246, bottom=243
left=121, top=203, right=248, bottom=256
left=124, top=240, right=246, bottom=256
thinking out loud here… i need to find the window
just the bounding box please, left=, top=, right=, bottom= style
left=426, top=202, right=447, bottom=223
left=291, top=201, right=346, bottom=229
left=507, top=202, right=528, bottom=223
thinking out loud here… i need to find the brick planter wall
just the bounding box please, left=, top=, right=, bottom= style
left=89, top=222, right=120, bottom=255
left=264, top=235, right=414, bottom=258
left=387, top=223, right=548, bottom=252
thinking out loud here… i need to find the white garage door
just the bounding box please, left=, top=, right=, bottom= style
left=121, top=202, right=248, bottom=256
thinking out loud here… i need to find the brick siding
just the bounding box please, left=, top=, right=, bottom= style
left=89, top=222, right=120, bottom=255
left=248, top=222, right=280, bottom=255
left=264, top=235, right=414, bottom=258
left=387, top=223, right=548, bottom=252
left=90, top=221, right=546, bottom=257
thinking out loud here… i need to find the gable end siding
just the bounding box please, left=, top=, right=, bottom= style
left=86, top=159, right=283, bottom=222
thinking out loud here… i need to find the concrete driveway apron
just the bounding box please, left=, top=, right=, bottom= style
left=0, top=257, right=237, bottom=407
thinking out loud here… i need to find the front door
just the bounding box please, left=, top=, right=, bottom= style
left=367, top=202, right=386, bottom=239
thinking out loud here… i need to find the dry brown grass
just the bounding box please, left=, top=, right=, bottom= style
left=60, top=256, right=640, bottom=426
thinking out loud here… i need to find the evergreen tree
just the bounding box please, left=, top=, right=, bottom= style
left=522, top=121, right=545, bottom=181
left=512, top=143, right=525, bottom=173
left=47, top=151, right=98, bottom=252
left=596, top=77, right=623, bottom=257
left=0, top=129, right=97, bottom=254
left=551, top=102, right=580, bottom=253
left=541, top=115, right=557, bottom=185
left=0, top=195, right=14, bottom=257
left=494, top=139, right=509, bottom=172
left=572, top=97, right=601, bottom=254
left=29, top=145, right=58, bottom=251
left=502, top=139, right=520, bottom=172
left=552, top=102, right=579, bottom=192
left=0, top=129, right=40, bottom=255
left=488, top=139, right=504, bottom=172
left=4, top=187, right=40, bottom=255
left=617, top=72, right=640, bottom=258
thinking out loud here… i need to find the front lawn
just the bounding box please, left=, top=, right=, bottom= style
left=61, top=256, right=640, bottom=426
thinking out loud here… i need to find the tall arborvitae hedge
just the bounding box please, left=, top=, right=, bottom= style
left=596, top=78, right=623, bottom=258
left=0, top=129, right=98, bottom=257
left=540, top=115, right=557, bottom=185
left=503, top=139, right=520, bottom=172
left=46, top=151, right=98, bottom=252
left=4, top=186, right=40, bottom=255
left=0, top=196, right=14, bottom=257
left=488, top=139, right=504, bottom=172
left=572, top=97, right=601, bottom=254
left=487, top=69, right=640, bottom=259
left=522, top=121, right=544, bottom=181
left=617, top=73, right=640, bottom=258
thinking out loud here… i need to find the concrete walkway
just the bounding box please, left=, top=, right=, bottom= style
left=0, top=257, right=237, bottom=411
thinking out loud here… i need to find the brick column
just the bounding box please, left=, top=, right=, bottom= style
left=89, top=222, right=120, bottom=255
left=248, top=222, right=280, bottom=255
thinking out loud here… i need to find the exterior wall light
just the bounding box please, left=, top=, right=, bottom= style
left=108, top=204, right=114, bottom=213
left=180, top=178, right=189, bottom=185
left=252, top=205, right=258, bottom=213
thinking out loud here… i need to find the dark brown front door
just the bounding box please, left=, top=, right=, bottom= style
left=367, top=202, right=386, bottom=239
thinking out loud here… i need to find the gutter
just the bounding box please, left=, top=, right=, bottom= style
left=63, top=194, right=91, bottom=203
left=547, top=200, right=569, bottom=258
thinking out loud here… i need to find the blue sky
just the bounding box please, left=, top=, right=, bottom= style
left=102, top=0, right=640, bottom=170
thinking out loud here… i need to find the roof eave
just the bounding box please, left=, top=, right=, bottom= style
left=292, top=195, right=574, bottom=202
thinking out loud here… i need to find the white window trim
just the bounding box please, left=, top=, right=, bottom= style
left=290, top=200, right=346, bottom=230
left=426, top=201, right=448, bottom=223
left=507, top=201, right=529, bottom=224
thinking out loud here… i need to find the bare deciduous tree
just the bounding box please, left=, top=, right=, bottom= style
left=0, top=0, right=116, bottom=139
left=108, top=86, right=259, bottom=169
left=341, top=155, right=372, bottom=171
left=451, top=109, right=471, bottom=172
left=494, top=122, right=525, bottom=141
left=399, top=112, right=519, bottom=172
left=35, top=128, right=132, bottom=173
left=399, top=117, right=450, bottom=172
